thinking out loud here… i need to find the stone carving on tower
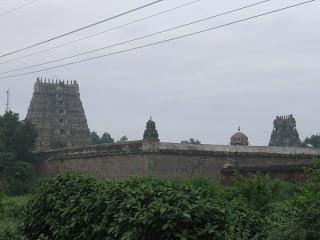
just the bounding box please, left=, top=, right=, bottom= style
left=230, top=126, right=249, bottom=146
left=143, top=117, right=160, bottom=142
left=269, top=114, right=301, bottom=147
left=27, top=78, right=92, bottom=150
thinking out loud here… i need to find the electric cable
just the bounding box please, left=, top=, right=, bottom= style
left=0, top=0, right=315, bottom=80
left=0, top=0, right=271, bottom=75
left=0, top=0, right=201, bottom=65
left=0, top=0, right=41, bottom=18
left=0, top=0, right=165, bottom=58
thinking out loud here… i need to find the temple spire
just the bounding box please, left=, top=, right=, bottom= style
left=143, top=117, right=160, bottom=142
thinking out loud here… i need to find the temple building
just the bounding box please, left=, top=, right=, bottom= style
left=27, top=78, right=92, bottom=150
left=143, top=117, right=160, bottom=142
left=269, top=115, right=301, bottom=147
left=230, top=127, right=249, bottom=146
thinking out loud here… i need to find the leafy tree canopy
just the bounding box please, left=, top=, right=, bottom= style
left=303, top=134, right=320, bottom=148
left=90, top=131, right=114, bottom=144
left=0, top=111, right=38, bottom=195
left=0, top=111, right=38, bottom=161
left=118, top=135, right=128, bottom=142
left=181, top=138, right=201, bottom=144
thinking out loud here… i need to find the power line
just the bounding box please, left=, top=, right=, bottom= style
left=0, top=0, right=271, bottom=75
left=0, top=0, right=201, bottom=65
left=0, top=0, right=315, bottom=80
left=0, top=0, right=41, bottom=18
left=0, top=0, right=165, bottom=58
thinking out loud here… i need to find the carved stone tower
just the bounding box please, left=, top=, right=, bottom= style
left=27, top=78, right=92, bottom=150
left=269, top=114, right=301, bottom=147
left=143, top=117, right=160, bottom=142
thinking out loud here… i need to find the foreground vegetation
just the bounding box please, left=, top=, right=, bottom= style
left=0, top=194, right=32, bottom=239
left=0, top=167, right=319, bottom=240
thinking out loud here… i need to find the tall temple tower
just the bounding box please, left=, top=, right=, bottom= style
left=27, top=78, right=92, bottom=150
left=269, top=114, right=301, bottom=147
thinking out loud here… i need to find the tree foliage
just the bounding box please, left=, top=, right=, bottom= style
left=181, top=138, right=201, bottom=144
left=5, top=165, right=320, bottom=239
left=264, top=164, right=320, bottom=239
left=0, top=112, right=38, bottom=195
left=0, top=112, right=37, bottom=161
left=22, top=173, right=261, bottom=240
left=118, top=135, right=128, bottom=142
left=90, top=131, right=114, bottom=144
left=303, top=134, right=320, bottom=148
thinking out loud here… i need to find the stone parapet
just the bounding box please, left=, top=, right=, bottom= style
left=34, top=141, right=320, bottom=182
left=36, top=141, right=320, bottom=161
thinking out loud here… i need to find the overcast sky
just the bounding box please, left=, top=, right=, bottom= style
left=0, top=0, right=319, bottom=145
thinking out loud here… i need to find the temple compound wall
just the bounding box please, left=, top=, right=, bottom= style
left=35, top=141, right=320, bottom=182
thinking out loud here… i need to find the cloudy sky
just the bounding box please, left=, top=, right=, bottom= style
left=0, top=0, right=319, bottom=145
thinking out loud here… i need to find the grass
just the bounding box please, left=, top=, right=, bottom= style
left=0, top=195, right=32, bottom=238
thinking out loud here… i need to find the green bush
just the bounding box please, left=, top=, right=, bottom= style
left=228, top=171, right=283, bottom=212
left=22, top=173, right=236, bottom=240
left=0, top=187, right=4, bottom=212
left=19, top=171, right=317, bottom=240
left=2, top=159, right=37, bottom=196
left=264, top=167, right=320, bottom=240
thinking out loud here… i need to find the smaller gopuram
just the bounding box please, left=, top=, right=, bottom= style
left=143, top=117, right=160, bottom=142
left=27, top=78, right=92, bottom=150
left=269, top=115, right=301, bottom=147
left=230, top=127, right=249, bottom=146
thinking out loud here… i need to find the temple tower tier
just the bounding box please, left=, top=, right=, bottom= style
left=269, top=114, right=301, bottom=147
left=143, top=117, right=160, bottom=142
left=27, top=78, right=92, bottom=150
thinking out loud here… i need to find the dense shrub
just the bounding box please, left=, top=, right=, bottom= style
left=0, top=187, right=4, bottom=212
left=265, top=167, right=320, bottom=240
left=228, top=171, right=285, bottom=213
left=5, top=161, right=37, bottom=196
left=22, top=173, right=238, bottom=240
left=18, top=169, right=320, bottom=240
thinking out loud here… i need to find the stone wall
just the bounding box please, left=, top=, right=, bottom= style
left=220, top=164, right=312, bottom=185
left=35, top=141, right=320, bottom=182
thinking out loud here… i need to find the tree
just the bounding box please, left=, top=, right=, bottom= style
left=0, top=111, right=38, bottom=195
left=0, top=112, right=37, bottom=161
left=118, top=135, right=128, bottom=142
left=303, top=134, right=320, bottom=148
left=181, top=138, right=201, bottom=144
left=90, top=131, right=114, bottom=144
left=90, top=131, right=101, bottom=145
left=101, top=132, right=114, bottom=144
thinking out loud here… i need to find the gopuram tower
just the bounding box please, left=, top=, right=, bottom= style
left=143, top=117, right=160, bottom=142
left=269, top=114, right=301, bottom=147
left=27, top=78, right=92, bottom=150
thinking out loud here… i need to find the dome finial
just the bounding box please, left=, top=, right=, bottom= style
left=238, top=126, right=240, bottom=132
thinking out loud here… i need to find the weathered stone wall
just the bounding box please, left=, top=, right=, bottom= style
left=220, top=165, right=311, bottom=185
left=35, top=141, right=320, bottom=182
